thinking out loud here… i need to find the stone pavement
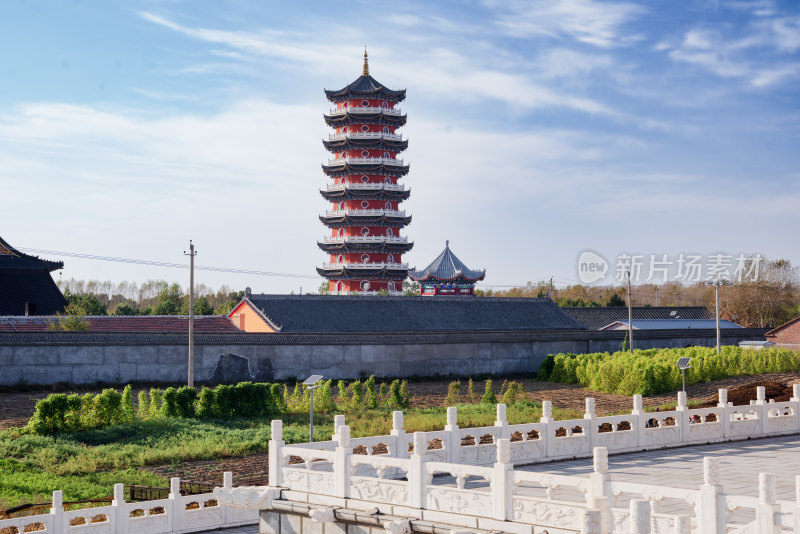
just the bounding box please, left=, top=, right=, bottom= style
left=202, top=434, right=800, bottom=533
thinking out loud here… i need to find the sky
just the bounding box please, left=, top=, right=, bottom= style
left=1, top=0, right=799, bottom=294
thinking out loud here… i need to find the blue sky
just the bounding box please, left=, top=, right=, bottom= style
left=1, top=0, right=799, bottom=293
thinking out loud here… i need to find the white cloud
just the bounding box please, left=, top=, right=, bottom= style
left=486, top=0, right=646, bottom=48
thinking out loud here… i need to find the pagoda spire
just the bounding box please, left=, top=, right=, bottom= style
left=362, top=47, right=369, bottom=76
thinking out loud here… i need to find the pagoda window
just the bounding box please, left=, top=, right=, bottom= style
left=361, top=254, right=370, bottom=263
left=388, top=281, right=395, bottom=291
left=386, top=228, right=393, bottom=236
left=381, top=101, right=388, bottom=109
left=336, top=281, right=343, bottom=293
left=360, top=281, right=370, bottom=291
left=361, top=175, right=369, bottom=183
left=361, top=227, right=370, bottom=236
left=361, top=125, right=369, bottom=132
left=383, top=151, right=390, bottom=158
left=382, top=126, right=389, bottom=133
left=344, top=101, right=349, bottom=108
left=384, top=176, right=390, bottom=183
left=338, top=229, right=344, bottom=237
left=387, top=255, right=394, bottom=263
left=384, top=201, right=391, bottom=209
left=361, top=150, right=369, bottom=157
left=361, top=201, right=369, bottom=208
left=361, top=100, right=369, bottom=107
left=343, top=126, right=348, bottom=133
left=337, top=255, right=344, bottom=264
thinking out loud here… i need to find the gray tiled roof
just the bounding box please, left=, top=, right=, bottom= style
left=408, top=241, right=485, bottom=282
left=563, top=306, right=712, bottom=330
left=325, top=74, right=406, bottom=101
left=243, top=294, right=584, bottom=333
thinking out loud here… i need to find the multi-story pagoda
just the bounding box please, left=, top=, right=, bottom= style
left=317, top=50, right=413, bottom=295
left=409, top=241, right=485, bottom=296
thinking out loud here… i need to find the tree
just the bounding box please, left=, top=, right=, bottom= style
left=113, top=303, right=141, bottom=316
left=180, top=295, right=215, bottom=315
left=402, top=280, right=420, bottom=296
left=607, top=293, right=626, bottom=307
left=63, top=289, right=107, bottom=316
left=721, top=259, right=799, bottom=328
left=151, top=283, right=182, bottom=315
left=318, top=281, right=330, bottom=295
left=48, top=303, right=90, bottom=331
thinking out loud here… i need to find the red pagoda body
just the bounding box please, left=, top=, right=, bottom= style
left=317, top=51, right=413, bottom=295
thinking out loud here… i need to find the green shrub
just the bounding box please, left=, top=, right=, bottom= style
left=481, top=379, right=497, bottom=405
left=214, top=385, right=235, bottom=418
left=175, top=386, right=198, bottom=418
left=389, top=379, right=403, bottom=409
left=541, top=346, right=800, bottom=395
left=271, top=384, right=286, bottom=414
left=378, top=383, right=388, bottom=406
left=365, top=376, right=377, bottom=409
left=445, top=381, right=461, bottom=405
left=136, top=391, right=149, bottom=419
left=93, top=389, right=123, bottom=428
left=350, top=380, right=364, bottom=412
left=336, top=380, right=348, bottom=409
left=399, top=380, right=410, bottom=409
left=467, top=378, right=476, bottom=403
left=317, top=380, right=336, bottom=412
left=161, top=387, right=179, bottom=418
left=196, top=387, right=215, bottom=418
left=148, top=389, right=163, bottom=416
left=121, top=386, right=134, bottom=422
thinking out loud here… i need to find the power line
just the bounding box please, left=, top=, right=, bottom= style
left=20, top=247, right=319, bottom=279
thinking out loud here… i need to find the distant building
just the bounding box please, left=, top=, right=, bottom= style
left=408, top=241, right=485, bottom=296
left=765, top=316, right=800, bottom=352
left=317, top=50, right=412, bottom=295
left=738, top=340, right=776, bottom=350
left=0, top=235, right=66, bottom=316
left=564, top=306, right=712, bottom=330
left=227, top=293, right=581, bottom=333
left=600, top=319, right=743, bottom=331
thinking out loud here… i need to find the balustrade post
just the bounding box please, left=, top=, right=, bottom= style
left=494, top=403, right=509, bottom=442
left=756, top=386, right=768, bottom=434
left=222, top=472, right=233, bottom=527
left=408, top=432, right=428, bottom=509
left=492, top=439, right=513, bottom=521
left=580, top=510, right=602, bottom=534
left=584, top=398, right=596, bottom=452
left=169, top=477, right=182, bottom=533
left=754, top=473, right=779, bottom=534
left=332, top=414, right=346, bottom=441
left=791, top=385, right=800, bottom=431
left=588, top=447, right=612, bottom=533
left=112, top=483, right=127, bottom=534
left=334, top=425, right=352, bottom=499
left=50, top=490, right=64, bottom=534
left=445, top=407, right=461, bottom=463
left=697, top=457, right=725, bottom=534
left=676, top=391, right=689, bottom=443
left=794, top=475, right=800, bottom=534
left=717, top=389, right=730, bottom=438
left=632, top=395, right=644, bottom=447
left=390, top=411, right=408, bottom=459
left=541, top=401, right=554, bottom=458
left=629, top=499, right=651, bottom=534
left=673, top=515, right=691, bottom=534
left=268, top=420, right=285, bottom=487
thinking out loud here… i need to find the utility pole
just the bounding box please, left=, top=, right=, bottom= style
left=184, top=241, right=197, bottom=387
left=626, top=269, right=633, bottom=352
left=547, top=276, right=553, bottom=299
left=715, top=275, right=721, bottom=355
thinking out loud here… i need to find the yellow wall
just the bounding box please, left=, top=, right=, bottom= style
left=228, top=301, right=277, bottom=333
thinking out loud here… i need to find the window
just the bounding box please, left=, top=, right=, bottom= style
left=361, top=201, right=369, bottom=208
left=387, top=254, right=394, bottom=263
left=384, top=176, right=390, bottom=183
left=386, top=228, right=393, bottom=236
left=361, top=125, right=369, bottom=132
left=381, top=101, right=388, bottom=109
left=385, top=201, right=391, bottom=209
left=361, top=254, right=370, bottom=262
left=361, top=150, right=369, bottom=157
left=360, top=281, right=371, bottom=291
left=361, top=175, right=369, bottom=183
left=337, top=255, right=343, bottom=263
left=338, top=229, right=344, bottom=237
left=343, top=126, right=348, bottom=133
left=336, top=281, right=343, bottom=293
left=388, top=281, right=395, bottom=290
left=383, top=151, right=390, bottom=158
left=344, top=102, right=349, bottom=108
left=382, top=126, right=389, bottom=134
left=361, top=227, right=369, bottom=236
left=361, top=100, right=370, bottom=107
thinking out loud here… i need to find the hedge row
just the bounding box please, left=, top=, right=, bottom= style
left=538, top=346, right=800, bottom=396
left=28, top=377, right=411, bottom=435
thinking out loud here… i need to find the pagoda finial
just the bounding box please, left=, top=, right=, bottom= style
left=446, top=240, right=449, bottom=248
left=362, top=47, right=369, bottom=76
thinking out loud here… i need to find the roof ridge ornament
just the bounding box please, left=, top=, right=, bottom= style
left=362, top=46, right=369, bottom=76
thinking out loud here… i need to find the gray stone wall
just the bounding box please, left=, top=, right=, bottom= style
left=0, top=328, right=765, bottom=387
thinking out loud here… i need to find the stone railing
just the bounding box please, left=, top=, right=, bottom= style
left=280, top=385, right=800, bottom=468
left=328, top=132, right=403, bottom=141
left=0, top=477, right=257, bottom=534
left=326, top=157, right=405, bottom=166
left=324, top=208, right=407, bottom=218
left=260, top=385, right=800, bottom=534
left=328, top=106, right=402, bottom=116
left=325, top=183, right=407, bottom=192
left=322, top=235, right=409, bottom=244
left=321, top=262, right=409, bottom=270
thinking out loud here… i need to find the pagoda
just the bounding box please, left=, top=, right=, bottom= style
left=409, top=241, right=485, bottom=296
left=0, top=235, right=66, bottom=315
left=317, top=50, right=413, bottom=295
